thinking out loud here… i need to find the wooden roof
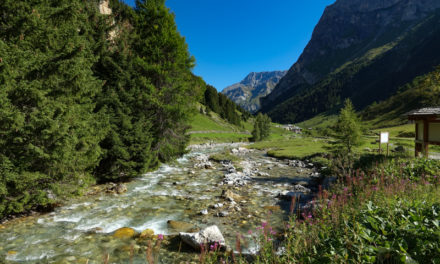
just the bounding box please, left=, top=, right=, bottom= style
left=407, top=107, right=440, bottom=120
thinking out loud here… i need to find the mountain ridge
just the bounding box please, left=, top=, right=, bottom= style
left=222, top=71, right=286, bottom=113
left=260, top=0, right=440, bottom=123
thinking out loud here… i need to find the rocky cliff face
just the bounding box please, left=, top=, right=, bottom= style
left=222, top=71, right=286, bottom=113
left=260, top=0, right=440, bottom=117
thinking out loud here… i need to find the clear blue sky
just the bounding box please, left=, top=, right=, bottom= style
left=122, top=0, right=335, bottom=90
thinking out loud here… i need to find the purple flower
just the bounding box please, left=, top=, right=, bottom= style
left=157, top=234, right=164, bottom=240
left=270, top=230, right=277, bottom=235
left=261, top=222, right=268, bottom=228
left=248, top=230, right=253, bottom=235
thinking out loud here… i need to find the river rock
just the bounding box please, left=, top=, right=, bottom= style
left=139, top=229, right=155, bottom=239
left=293, top=184, right=311, bottom=193
left=106, top=183, right=127, bottom=194
left=221, top=190, right=242, bottom=201
left=193, top=154, right=215, bottom=169
left=113, top=227, right=136, bottom=239
left=200, top=209, right=208, bottom=215
left=257, top=171, right=269, bottom=177
left=179, top=225, right=226, bottom=251
left=167, top=220, right=194, bottom=232
left=211, top=203, right=224, bottom=209
left=263, top=205, right=281, bottom=212
left=217, top=211, right=229, bottom=217
left=277, top=185, right=311, bottom=200
left=222, top=172, right=251, bottom=186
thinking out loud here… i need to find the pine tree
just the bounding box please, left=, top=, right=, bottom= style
left=0, top=0, right=106, bottom=216
left=133, top=0, right=201, bottom=162
left=333, top=99, right=363, bottom=153
left=93, top=5, right=157, bottom=182
left=252, top=113, right=271, bottom=142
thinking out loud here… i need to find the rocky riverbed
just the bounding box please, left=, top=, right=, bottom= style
left=0, top=143, right=328, bottom=263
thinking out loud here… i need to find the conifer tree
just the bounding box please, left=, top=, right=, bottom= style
left=333, top=99, right=363, bottom=153
left=93, top=5, right=158, bottom=182
left=252, top=113, right=271, bottom=142
left=133, top=0, right=201, bottom=162
left=0, top=0, right=106, bottom=215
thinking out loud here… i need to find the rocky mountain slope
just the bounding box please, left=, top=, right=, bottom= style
left=222, top=71, right=286, bottom=113
left=260, top=0, right=440, bottom=123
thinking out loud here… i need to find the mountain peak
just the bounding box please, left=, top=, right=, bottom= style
left=222, top=71, right=286, bottom=113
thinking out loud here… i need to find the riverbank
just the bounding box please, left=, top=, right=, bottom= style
left=0, top=142, right=328, bottom=263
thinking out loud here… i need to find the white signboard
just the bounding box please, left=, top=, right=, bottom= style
left=380, top=132, right=389, bottom=143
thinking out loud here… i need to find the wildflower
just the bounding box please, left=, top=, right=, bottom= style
left=248, top=230, right=253, bottom=235
left=286, top=224, right=291, bottom=229
left=157, top=234, right=164, bottom=241
left=261, top=221, right=268, bottom=228
left=270, top=230, right=277, bottom=235
left=307, top=213, right=312, bottom=219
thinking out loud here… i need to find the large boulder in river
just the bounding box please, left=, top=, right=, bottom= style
left=113, top=227, right=136, bottom=239
left=167, top=220, right=195, bottom=232
left=179, top=225, right=226, bottom=251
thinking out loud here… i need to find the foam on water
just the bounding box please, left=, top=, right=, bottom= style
left=53, top=214, right=84, bottom=223
left=132, top=218, right=169, bottom=235
left=177, top=156, right=189, bottom=163
left=75, top=217, right=130, bottom=233
left=158, top=164, right=175, bottom=173
left=7, top=251, right=56, bottom=262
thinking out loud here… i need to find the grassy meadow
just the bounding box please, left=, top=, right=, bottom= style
left=189, top=109, right=440, bottom=263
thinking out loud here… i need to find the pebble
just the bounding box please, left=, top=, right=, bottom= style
left=218, top=211, right=229, bottom=217
left=200, top=209, right=208, bottom=215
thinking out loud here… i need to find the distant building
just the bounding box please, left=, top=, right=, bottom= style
left=407, top=107, right=440, bottom=157
left=282, top=124, right=302, bottom=134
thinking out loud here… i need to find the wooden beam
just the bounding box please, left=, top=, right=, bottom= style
left=416, top=123, right=419, bottom=140
left=408, top=115, right=439, bottom=121
left=415, top=123, right=419, bottom=156
left=424, top=119, right=429, bottom=157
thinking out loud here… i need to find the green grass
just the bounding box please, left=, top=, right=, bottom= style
left=297, top=113, right=338, bottom=129
left=189, top=112, right=230, bottom=132
left=189, top=111, right=241, bottom=132
left=249, top=136, right=328, bottom=159
left=209, top=151, right=240, bottom=163
left=188, top=105, right=254, bottom=144
left=371, top=123, right=414, bottom=138
left=189, top=132, right=252, bottom=144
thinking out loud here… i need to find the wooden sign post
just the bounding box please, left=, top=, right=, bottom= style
left=380, top=132, right=389, bottom=156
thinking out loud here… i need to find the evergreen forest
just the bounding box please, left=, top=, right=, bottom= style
left=0, top=0, right=205, bottom=219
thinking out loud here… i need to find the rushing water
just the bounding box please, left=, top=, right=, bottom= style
left=0, top=144, right=315, bottom=263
